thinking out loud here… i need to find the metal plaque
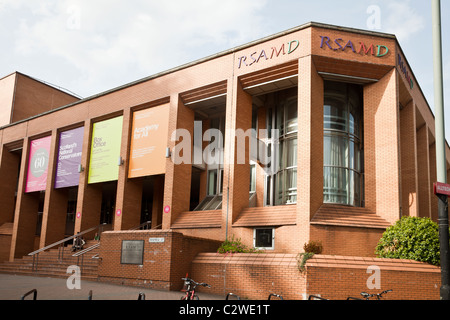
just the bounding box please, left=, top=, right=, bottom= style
left=121, top=240, right=144, bottom=265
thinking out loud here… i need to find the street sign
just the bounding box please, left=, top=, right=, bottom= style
left=434, top=182, right=450, bottom=197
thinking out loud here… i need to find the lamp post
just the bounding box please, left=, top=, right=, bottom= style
left=431, top=0, right=450, bottom=300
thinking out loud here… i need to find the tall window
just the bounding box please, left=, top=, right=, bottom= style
left=194, top=116, right=225, bottom=211
left=265, top=89, right=298, bottom=206
left=323, top=81, right=364, bottom=207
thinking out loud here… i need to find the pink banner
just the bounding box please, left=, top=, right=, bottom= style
left=25, top=136, right=52, bottom=193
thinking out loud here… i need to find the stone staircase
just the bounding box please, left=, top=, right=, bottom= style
left=0, top=240, right=100, bottom=281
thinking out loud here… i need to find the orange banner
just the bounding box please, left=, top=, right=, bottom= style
left=128, top=104, right=169, bottom=178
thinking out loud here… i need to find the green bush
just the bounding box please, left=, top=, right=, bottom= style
left=375, top=216, right=446, bottom=266
left=217, top=235, right=260, bottom=254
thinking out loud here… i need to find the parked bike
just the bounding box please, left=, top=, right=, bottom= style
left=180, top=277, right=211, bottom=300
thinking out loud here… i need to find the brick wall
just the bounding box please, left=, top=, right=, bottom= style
left=97, top=230, right=221, bottom=291
left=191, top=253, right=441, bottom=300
left=310, top=225, right=384, bottom=257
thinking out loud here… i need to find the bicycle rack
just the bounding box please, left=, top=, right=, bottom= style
left=268, top=293, right=283, bottom=300
left=308, top=295, right=328, bottom=300
left=225, top=293, right=241, bottom=300
left=21, top=289, right=37, bottom=300
left=138, top=293, right=146, bottom=300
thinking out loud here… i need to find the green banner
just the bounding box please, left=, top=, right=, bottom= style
left=88, top=116, right=123, bottom=184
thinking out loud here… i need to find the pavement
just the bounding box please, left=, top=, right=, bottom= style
left=0, top=274, right=225, bottom=300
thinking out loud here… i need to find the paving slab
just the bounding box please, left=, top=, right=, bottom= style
left=0, top=274, right=224, bottom=300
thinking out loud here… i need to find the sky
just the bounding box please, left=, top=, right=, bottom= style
left=0, top=0, right=449, bottom=142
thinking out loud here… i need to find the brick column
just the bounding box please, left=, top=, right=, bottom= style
left=162, top=95, right=194, bottom=229
left=400, top=101, right=419, bottom=217
left=222, top=78, right=252, bottom=230
left=364, top=69, right=401, bottom=224
left=10, top=138, right=40, bottom=260
left=39, top=129, right=67, bottom=247
left=0, top=145, right=21, bottom=226
left=75, top=120, right=102, bottom=234
left=114, top=108, right=142, bottom=231
left=298, top=55, right=323, bottom=230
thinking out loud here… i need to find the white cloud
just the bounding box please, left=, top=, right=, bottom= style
left=383, top=0, right=425, bottom=43
left=1, top=0, right=268, bottom=97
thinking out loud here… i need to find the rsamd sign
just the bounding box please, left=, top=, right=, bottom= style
left=237, top=39, right=300, bottom=69
left=319, top=35, right=389, bottom=58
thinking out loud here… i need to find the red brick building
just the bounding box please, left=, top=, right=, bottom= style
left=0, top=22, right=449, bottom=299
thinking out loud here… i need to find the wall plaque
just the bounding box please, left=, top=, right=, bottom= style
left=121, top=240, right=144, bottom=265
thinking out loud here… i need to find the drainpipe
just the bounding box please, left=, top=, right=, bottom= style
left=432, top=0, right=450, bottom=300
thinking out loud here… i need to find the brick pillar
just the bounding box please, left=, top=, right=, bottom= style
left=256, top=106, right=267, bottom=208
left=400, top=101, right=419, bottom=217
left=162, top=95, right=194, bottom=229
left=39, top=129, right=67, bottom=247
left=222, top=78, right=252, bottom=231
left=364, top=69, right=401, bottom=224
left=114, top=108, right=142, bottom=231
left=0, top=145, right=21, bottom=226
left=416, top=124, right=431, bottom=218
left=75, top=120, right=102, bottom=234
left=10, top=138, right=40, bottom=260
left=298, top=56, right=323, bottom=233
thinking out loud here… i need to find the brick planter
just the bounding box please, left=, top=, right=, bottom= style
left=191, top=253, right=441, bottom=300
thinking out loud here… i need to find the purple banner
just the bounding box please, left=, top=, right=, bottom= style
left=55, top=127, right=84, bottom=188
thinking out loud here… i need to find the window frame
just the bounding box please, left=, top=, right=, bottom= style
left=253, top=227, right=275, bottom=250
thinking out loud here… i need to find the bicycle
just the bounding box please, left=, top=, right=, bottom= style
left=180, top=277, right=211, bottom=300
left=349, top=289, right=393, bottom=300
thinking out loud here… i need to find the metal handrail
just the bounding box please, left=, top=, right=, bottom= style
left=72, top=243, right=100, bottom=257
left=28, top=223, right=107, bottom=271
left=29, top=223, right=106, bottom=256
left=129, top=221, right=159, bottom=230
left=21, top=289, right=37, bottom=300
left=72, top=243, right=100, bottom=273
left=70, top=222, right=162, bottom=274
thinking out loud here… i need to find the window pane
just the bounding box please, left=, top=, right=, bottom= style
left=207, top=170, right=217, bottom=195
left=275, top=171, right=284, bottom=205
left=324, top=101, right=347, bottom=132
left=286, top=138, right=297, bottom=168
left=266, top=176, right=272, bottom=206
left=250, top=165, right=256, bottom=192
left=285, top=168, right=297, bottom=204
left=285, top=99, right=297, bottom=134
left=323, top=167, right=348, bottom=204
left=195, top=195, right=214, bottom=210
left=323, top=81, right=364, bottom=207
left=324, top=135, right=348, bottom=167
left=255, top=229, right=273, bottom=248
left=206, top=195, right=222, bottom=210
left=219, top=169, right=224, bottom=194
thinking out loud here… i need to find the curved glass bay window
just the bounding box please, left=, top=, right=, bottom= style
left=265, top=89, right=297, bottom=206
left=323, top=81, right=364, bottom=207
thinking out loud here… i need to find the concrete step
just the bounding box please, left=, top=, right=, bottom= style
left=0, top=241, right=101, bottom=281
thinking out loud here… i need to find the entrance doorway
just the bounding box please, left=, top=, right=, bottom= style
left=100, top=181, right=117, bottom=225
